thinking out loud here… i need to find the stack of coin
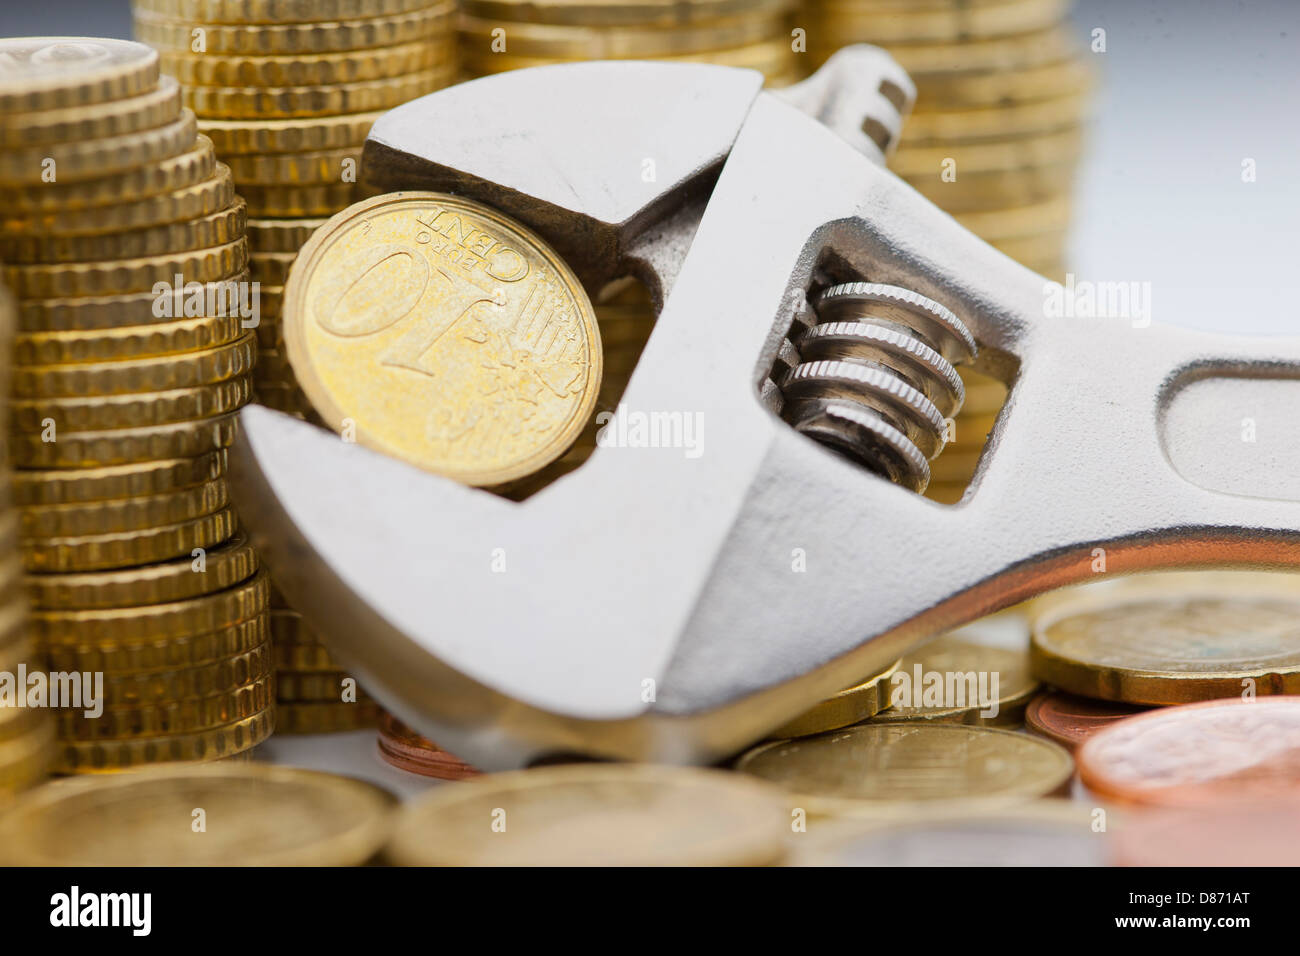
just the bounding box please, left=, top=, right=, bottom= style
left=132, top=0, right=459, bottom=416
left=459, top=0, right=801, bottom=85
left=132, top=1, right=460, bottom=723
left=809, top=0, right=1091, bottom=280
left=0, top=37, right=270, bottom=773
left=269, top=587, right=379, bottom=733
left=0, top=284, right=52, bottom=797
left=1024, top=571, right=1300, bottom=753
left=925, top=368, right=1006, bottom=504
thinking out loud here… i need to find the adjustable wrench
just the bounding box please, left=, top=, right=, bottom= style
left=230, top=53, right=1300, bottom=770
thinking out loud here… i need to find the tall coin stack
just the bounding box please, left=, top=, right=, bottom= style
left=0, top=284, right=51, bottom=797
left=459, top=0, right=801, bottom=83
left=807, top=0, right=1091, bottom=502
left=0, top=37, right=271, bottom=773
left=461, top=0, right=800, bottom=490
left=132, top=0, right=459, bottom=416
left=132, top=0, right=459, bottom=732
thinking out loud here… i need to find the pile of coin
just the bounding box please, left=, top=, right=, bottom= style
left=269, top=587, right=379, bottom=733
left=924, top=368, right=1005, bottom=504
left=0, top=37, right=271, bottom=772
left=131, top=0, right=459, bottom=416
left=1025, top=571, right=1300, bottom=745
left=131, top=0, right=461, bottom=721
left=459, top=0, right=801, bottom=84
left=0, top=285, right=52, bottom=797
left=810, top=0, right=1090, bottom=278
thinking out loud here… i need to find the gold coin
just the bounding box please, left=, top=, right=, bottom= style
left=0, top=75, right=181, bottom=148
left=198, top=111, right=380, bottom=155
left=816, top=0, right=1067, bottom=45
left=12, top=452, right=226, bottom=507
left=460, top=0, right=794, bottom=27
left=459, top=12, right=789, bottom=58
left=226, top=147, right=361, bottom=187
left=42, top=614, right=268, bottom=675
left=900, top=161, right=1079, bottom=213
left=13, top=404, right=237, bottom=471
left=22, top=507, right=238, bottom=574
left=4, top=237, right=246, bottom=299
left=0, top=763, right=393, bottom=862
left=901, top=91, right=1090, bottom=147
left=1031, top=571, right=1300, bottom=705
left=869, top=636, right=1039, bottom=726
left=181, top=67, right=452, bottom=119
left=14, top=270, right=250, bottom=333
left=34, top=568, right=268, bottom=643
left=989, top=231, right=1067, bottom=266
left=0, top=110, right=197, bottom=186
left=275, top=669, right=369, bottom=702
left=159, top=39, right=445, bottom=87
left=0, top=163, right=235, bottom=236
left=954, top=195, right=1072, bottom=242
left=735, top=724, right=1074, bottom=816
left=838, top=26, right=1076, bottom=78
left=769, top=659, right=901, bottom=739
left=135, top=0, right=442, bottom=23
left=0, top=198, right=246, bottom=265
left=283, top=191, right=603, bottom=486
left=247, top=217, right=326, bottom=253
left=249, top=250, right=299, bottom=286
left=464, top=35, right=795, bottom=76
left=13, top=332, right=255, bottom=399
left=59, top=673, right=273, bottom=740
left=271, top=641, right=338, bottom=672
left=27, top=530, right=257, bottom=611
left=0, top=136, right=215, bottom=214
left=96, top=643, right=272, bottom=707
left=53, top=709, right=274, bottom=772
left=20, top=479, right=228, bottom=539
left=135, top=6, right=455, bottom=55
left=0, top=723, right=55, bottom=793
left=274, top=699, right=379, bottom=733
left=891, top=126, right=1082, bottom=178
left=915, top=55, right=1094, bottom=109
left=12, top=376, right=252, bottom=435
left=0, top=37, right=159, bottom=113
left=13, top=312, right=248, bottom=366
left=238, top=182, right=360, bottom=217
left=385, top=764, right=790, bottom=866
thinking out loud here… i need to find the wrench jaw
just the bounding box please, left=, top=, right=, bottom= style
left=360, top=61, right=764, bottom=292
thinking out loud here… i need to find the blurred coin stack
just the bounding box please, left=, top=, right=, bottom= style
left=461, top=0, right=800, bottom=490
left=132, top=0, right=459, bottom=418
left=0, top=37, right=271, bottom=773
left=269, top=584, right=379, bottom=733
left=132, top=0, right=458, bottom=728
left=459, top=0, right=801, bottom=83
left=0, top=284, right=52, bottom=797
left=807, top=0, right=1091, bottom=502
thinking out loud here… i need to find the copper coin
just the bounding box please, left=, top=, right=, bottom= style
left=1114, top=801, right=1300, bottom=866
left=1024, top=690, right=1147, bottom=752
left=1077, top=696, right=1300, bottom=806
left=376, top=712, right=480, bottom=781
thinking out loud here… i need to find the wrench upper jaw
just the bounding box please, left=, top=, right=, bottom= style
left=360, top=61, right=764, bottom=292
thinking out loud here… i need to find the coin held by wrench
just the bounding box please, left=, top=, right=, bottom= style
left=281, top=191, right=603, bottom=487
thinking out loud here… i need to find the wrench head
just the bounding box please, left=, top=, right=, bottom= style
left=233, top=59, right=1300, bottom=770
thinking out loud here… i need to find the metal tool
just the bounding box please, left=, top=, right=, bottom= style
left=231, top=50, right=1300, bottom=770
